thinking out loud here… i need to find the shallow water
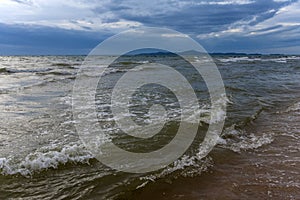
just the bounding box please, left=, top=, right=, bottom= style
left=128, top=105, right=300, bottom=199
left=0, top=55, right=299, bottom=199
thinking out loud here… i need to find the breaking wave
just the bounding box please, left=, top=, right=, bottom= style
left=0, top=142, right=94, bottom=176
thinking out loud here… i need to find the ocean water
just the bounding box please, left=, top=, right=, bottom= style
left=0, top=55, right=299, bottom=199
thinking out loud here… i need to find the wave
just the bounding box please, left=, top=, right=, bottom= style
left=138, top=156, right=214, bottom=190
left=0, top=97, right=274, bottom=179
left=0, top=142, right=94, bottom=177
left=36, top=70, right=75, bottom=76
left=219, top=125, right=274, bottom=152
left=285, top=101, right=300, bottom=112
left=0, top=68, right=53, bottom=74
left=218, top=56, right=300, bottom=63
left=218, top=57, right=261, bottom=63
left=51, top=63, right=73, bottom=67
left=0, top=127, right=274, bottom=180
left=117, top=60, right=149, bottom=65
left=102, top=68, right=128, bottom=76
left=134, top=123, right=273, bottom=190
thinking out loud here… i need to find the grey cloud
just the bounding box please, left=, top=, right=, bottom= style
left=94, top=0, right=297, bottom=35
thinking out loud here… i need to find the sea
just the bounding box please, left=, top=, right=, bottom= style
left=0, top=54, right=299, bottom=199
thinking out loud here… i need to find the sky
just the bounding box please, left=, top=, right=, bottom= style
left=0, top=0, right=299, bottom=55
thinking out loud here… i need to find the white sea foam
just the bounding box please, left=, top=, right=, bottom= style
left=231, top=133, right=274, bottom=152
left=285, top=101, right=300, bottom=112
left=129, top=64, right=158, bottom=72
left=137, top=60, right=150, bottom=64
left=263, top=56, right=300, bottom=63
left=0, top=142, right=94, bottom=176
left=139, top=156, right=213, bottom=188
left=218, top=57, right=261, bottom=63
left=218, top=56, right=300, bottom=63
left=220, top=126, right=274, bottom=153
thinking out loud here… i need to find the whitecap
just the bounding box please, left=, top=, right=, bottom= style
left=0, top=142, right=94, bottom=177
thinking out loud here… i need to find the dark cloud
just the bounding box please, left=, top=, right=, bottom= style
left=198, top=25, right=300, bottom=53
left=0, top=23, right=107, bottom=55
left=104, top=0, right=297, bottom=35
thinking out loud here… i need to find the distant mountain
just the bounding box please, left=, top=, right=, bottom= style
left=125, top=49, right=286, bottom=57
left=128, top=49, right=204, bottom=56
left=134, top=51, right=176, bottom=56
left=179, top=50, right=205, bottom=55
left=210, top=52, right=262, bottom=56
left=127, top=48, right=169, bottom=56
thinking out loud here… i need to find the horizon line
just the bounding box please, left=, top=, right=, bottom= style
left=1, top=52, right=299, bottom=56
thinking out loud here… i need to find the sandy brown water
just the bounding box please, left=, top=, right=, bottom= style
left=128, top=105, right=300, bottom=200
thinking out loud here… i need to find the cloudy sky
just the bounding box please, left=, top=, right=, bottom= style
left=0, top=0, right=299, bottom=55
